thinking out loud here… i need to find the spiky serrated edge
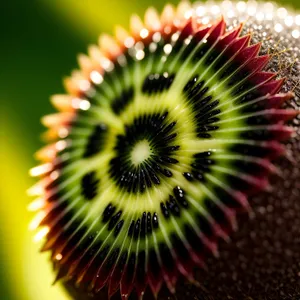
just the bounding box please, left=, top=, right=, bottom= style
left=28, top=2, right=299, bottom=299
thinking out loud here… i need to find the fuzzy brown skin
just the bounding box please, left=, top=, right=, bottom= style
left=63, top=46, right=300, bottom=300
left=62, top=74, right=300, bottom=300
left=63, top=96, right=300, bottom=300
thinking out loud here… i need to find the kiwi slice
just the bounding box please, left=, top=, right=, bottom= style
left=29, top=2, right=299, bottom=299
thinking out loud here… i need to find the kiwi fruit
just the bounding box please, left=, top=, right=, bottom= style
left=29, top=1, right=300, bottom=299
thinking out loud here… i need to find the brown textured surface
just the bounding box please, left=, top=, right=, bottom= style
left=64, top=115, right=300, bottom=298
left=64, top=104, right=300, bottom=300
left=62, top=2, right=300, bottom=299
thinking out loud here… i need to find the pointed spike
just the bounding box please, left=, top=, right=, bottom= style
left=266, top=161, right=281, bottom=176
left=66, top=71, right=92, bottom=94
left=41, top=125, right=70, bottom=142
left=188, top=247, right=205, bottom=266
left=207, top=17, right=226, bottom=43
left=71, top=70, right=84, bottom=80
left=235, top=42, right=261, bottom=62
left=53, top=267, right=68, bottom=285
left=271, top=125, right=295, bottom=140
left=167, top=285, right=176, bottom=295
left=120, top=278, right=135, bottom=299
left=130, top=14, right=144, bottom=37
left=41, top=112, right=74, bottom=128
left=108, top=282, right=118, bottom=299
left=210, top=220, right=230, bottom=241
left=266, top=92, right=294, bottom=108
left=75, top=256, right=97, bottom=286
left=77, top=53, right=93, bottom=74
left=99, top=34, right=121, bottom=58
left=194, top=26, right=211, bottom=42
left=27, top=197, right=46, bottom=212
left=161, top=4, right=175, bottom=25
left=249, top=71, right=276, bottom=85
left=27, top=181, right=46, bottom=196
left=120, top=286, right=131, bottom=300
left=161, top=271, right=177, bottom=295
left=245, top=175, right=270, bottom=192
left=50, top=94, right=73, bottom=112
left=58, top=244, right=79, bottom=268
left=232, top=191, right=250, bottom=211
left=88, top=45, right=103, bottom=62
left=258, top=78, right=285, bottom=95
left=63, top=255, right=82, bottom=279
left=212, top=205, right=232, bottom=240
left=34, top=144, right=56, bottom=162
left=115, top=25, right=130, bottom=45
left=121, top=293, right=129, bottom=300
left=94, top=274, right=111, bottom=293
left=176, top=1, right=192, bottom=20
left=29, top=211, right=47, bottom=230
left=145, top=7, right=161, bottom=31
left=93, top=254, right=121, bottom=291
left=223, top=208, right=238, bottom=231
left=218, top=23, right=243, bottom=48
left=269, top=108, right=299, bottom=122
left=244, top=55, right=270, bottom=73
left=169, top=270, right=178, bottom=290
left=176, top=260, right=195, bottom=282
left=264, top=141, right=286, bottom=158
left=148, top=275, right=163, bottom=298
left=227, top=35, right=251, bottom=57
left=108, top=278, right=120, bottom=298
left=201, top=233, right=219, bottom=257
left=179, top=18, right=194, bottom=39
left=40, top=242, right=50, bottom=254
left=40, top=238, right=53, bottom=252
left=135, top=281, right=148, bottom=300
left=211, top=243, right=220, bottom=258
left=41, top=129, right=57, bottom=143
left=29, top=163, right=53, bottom=177
left=221, top=232, right=231, bottom=243
left=231, top=22, right=243, bottom=37
left=63, top=76, right=80, bottom=96
left=152, top=251, right=177, bottom=295
left=108, top=257, right=127, bottom=298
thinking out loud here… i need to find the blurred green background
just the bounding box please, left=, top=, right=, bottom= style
left=1, top=0, right=299, bottom=299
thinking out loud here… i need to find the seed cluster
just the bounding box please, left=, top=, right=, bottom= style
left=184, top=76, right=220, bottom=138
left=83, top=123, right=108, bottom=158
left=160, top=186, right=188, bottom=219
left=81, top=171, right=100, bottom=200
left=128, top=212, right=159, bottom=240
left=109, top=112, right=180, bottom=193
left=183, top=151, right=215, bottom=183
left=111, top=86, right=134, bottom=115
left=142, top=73, right=175, bottom=95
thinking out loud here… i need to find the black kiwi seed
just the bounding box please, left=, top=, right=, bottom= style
left=111, top=86, right=134, bottom=115
left=142, top=73, right=175, bottom=95
left=152, top=213, right=159, bottom=229
left=102, top=203, right=116, bottom=223
left=83, top=123, right=108, bottom=158
left=81, top=171, right=100, bottom=200
left=108, top=211, right=122, bottom=230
